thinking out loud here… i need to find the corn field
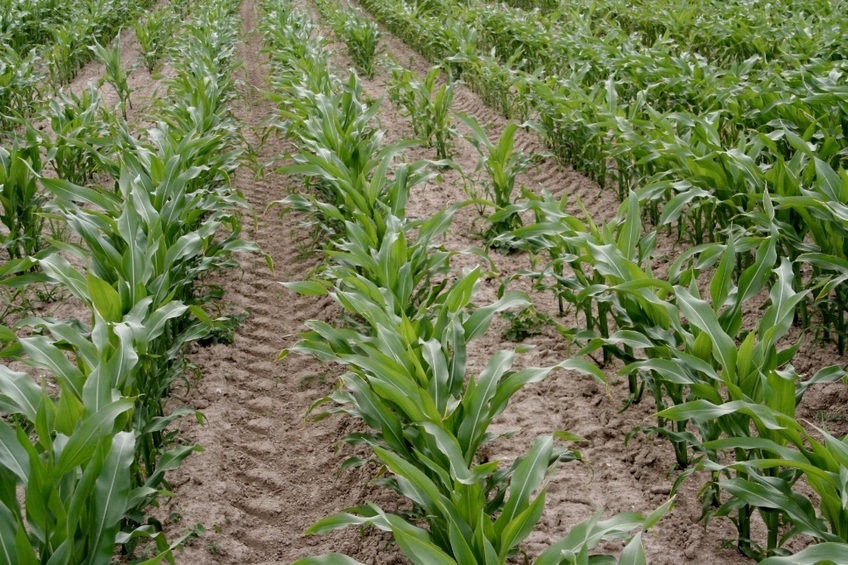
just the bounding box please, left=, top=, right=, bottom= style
left=0, top=0, right=846, bottom=562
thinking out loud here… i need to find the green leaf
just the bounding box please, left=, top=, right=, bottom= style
left=759, top=542, right=848, bottom=564
left=617, top=192, right=640, bottom=261
left=0, top=420, right=29, bottom=483
left=19, top=336, right=84, bottom=400
left=0, top=367, right=42, bottom=421
left=394, top=528, right=459, bottom=565
left=556, top=358, right=607, bottom=386
left=457, top=351, right=514, bottom=457
left=498, top=489, right=546, bottom=559
left=52, top=399, right=134, bottom=479
left=87, top=274, right=123, bottom=323
left=536, top=511, right=645, bottom=565
left=496, top=436, right=553, bottom=539
left=619, top=532, right=646, bottom=565
left=463, top=291, right=530, bottom=341
left=281, top=281, right=330, bottom=296
left=419, top=422, right=475, bottom=485
left=0, top=503, right=20, bottom=564
left=674, top=287, right=736, bottom=376
left=373, top=447, right=444, bottom=516
left=737, top=236, right=777, bottom=306
left=659, top=399, right=784, bottom=430
left=644, top=496, right=675, bottom=530
left=88, top=432, right=135, bottom=564
left=709, top=239, right=735, bottom=310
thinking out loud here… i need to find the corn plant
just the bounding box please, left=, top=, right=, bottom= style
left=0, top=306, right=202, bottom=562
left=91, top=32, right=132, bottom=119
left=501, top=191, right=848, bottom=558
left=287, top=248, right=659, bottom=564
left=0, top=132, right=46, bottom=260
left=458, top=49, right=528, bottom=120
left=47, top=23, right=87, bottom=85
left=346, top=0, right=848, bottom=561
left=0, top=0, right=252, bottom=560
left=343, top=15, right=381, bottom=79
left=133, top=8, right=176, bottom=73
left=44, top=84, right=111, bottom=185
left=170, top=0, right=190, bottom=18
left=771, top=159, right=848, bottom=353
left=324, top=210, right=457, bottom=317
left=312, top=0, right=382, bottom=78
left=277, top=74, right=441, bottom=244
left=0, top=367, right=138, bottom=564
left=388, top=65, right=458, bottom=159
left=458, top=113, right=538, bottom=242
left=39, top=67, right=249, bottom=504
left=0, top=46, right=41, bottom=131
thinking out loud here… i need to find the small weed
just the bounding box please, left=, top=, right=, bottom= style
left=33, top=284, right=62, bottom=304
left=502, top=306, right=552, bottom=341
left=207, top=540, right=221, bottom=556
left=198, top=309, right=251, bottom=346
left=298, top=374, right=329, bottom=390
left=816, top=409, right=847, bottom=426
left=169, top=509, right=184, bottom=524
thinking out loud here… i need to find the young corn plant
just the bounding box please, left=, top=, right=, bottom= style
left=388, top=65, right=458, bottom=159
left=0, top=1, right=251, bottom=561
left=265, top=2, right=671, bottom=563
left=171, top=0, right=191, bottom=18
left=0, top=307, right=203, bottom=563
left=502, top=190, right=848, bottom=559
left=312, top=0, right=381, bottom=78
left=0, top=363, right=139, bottom=564
left=287, top=254, right=659, bottom=564
left=771, top=159, right=848, bottom=354
left=458, top=113, right=538, bottom=244
left=458, top=49, right=527, bottom=120
left=0, top=131, right=46, bottom=260
left=343, top=15, right=381, bottom=79
left=47, top=22, right=88, bottom=86
left=44, top=84, right=111, bottom=185
left=0, top=46, right=41, bottom=130
left=133, top=8, right=177, bottom=73
left=90, top=32, right=132, bottom=119
left=277, top=74, right=440, bottom=245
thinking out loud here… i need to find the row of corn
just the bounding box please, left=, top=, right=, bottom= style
left=0, top=0, right=253, bottom=561
left=355, top=0, right=848, bottom=355
left=341, top=0, right=848, bottom=560
left=260, top=0, right=674, bottom=563
left=496, top=0, right=847, bottom=66
left=0, top=0, right=165, bottom=128
left=310, top=0, right=381, bottom=78
left=497, top=190, right=848, bottom=562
